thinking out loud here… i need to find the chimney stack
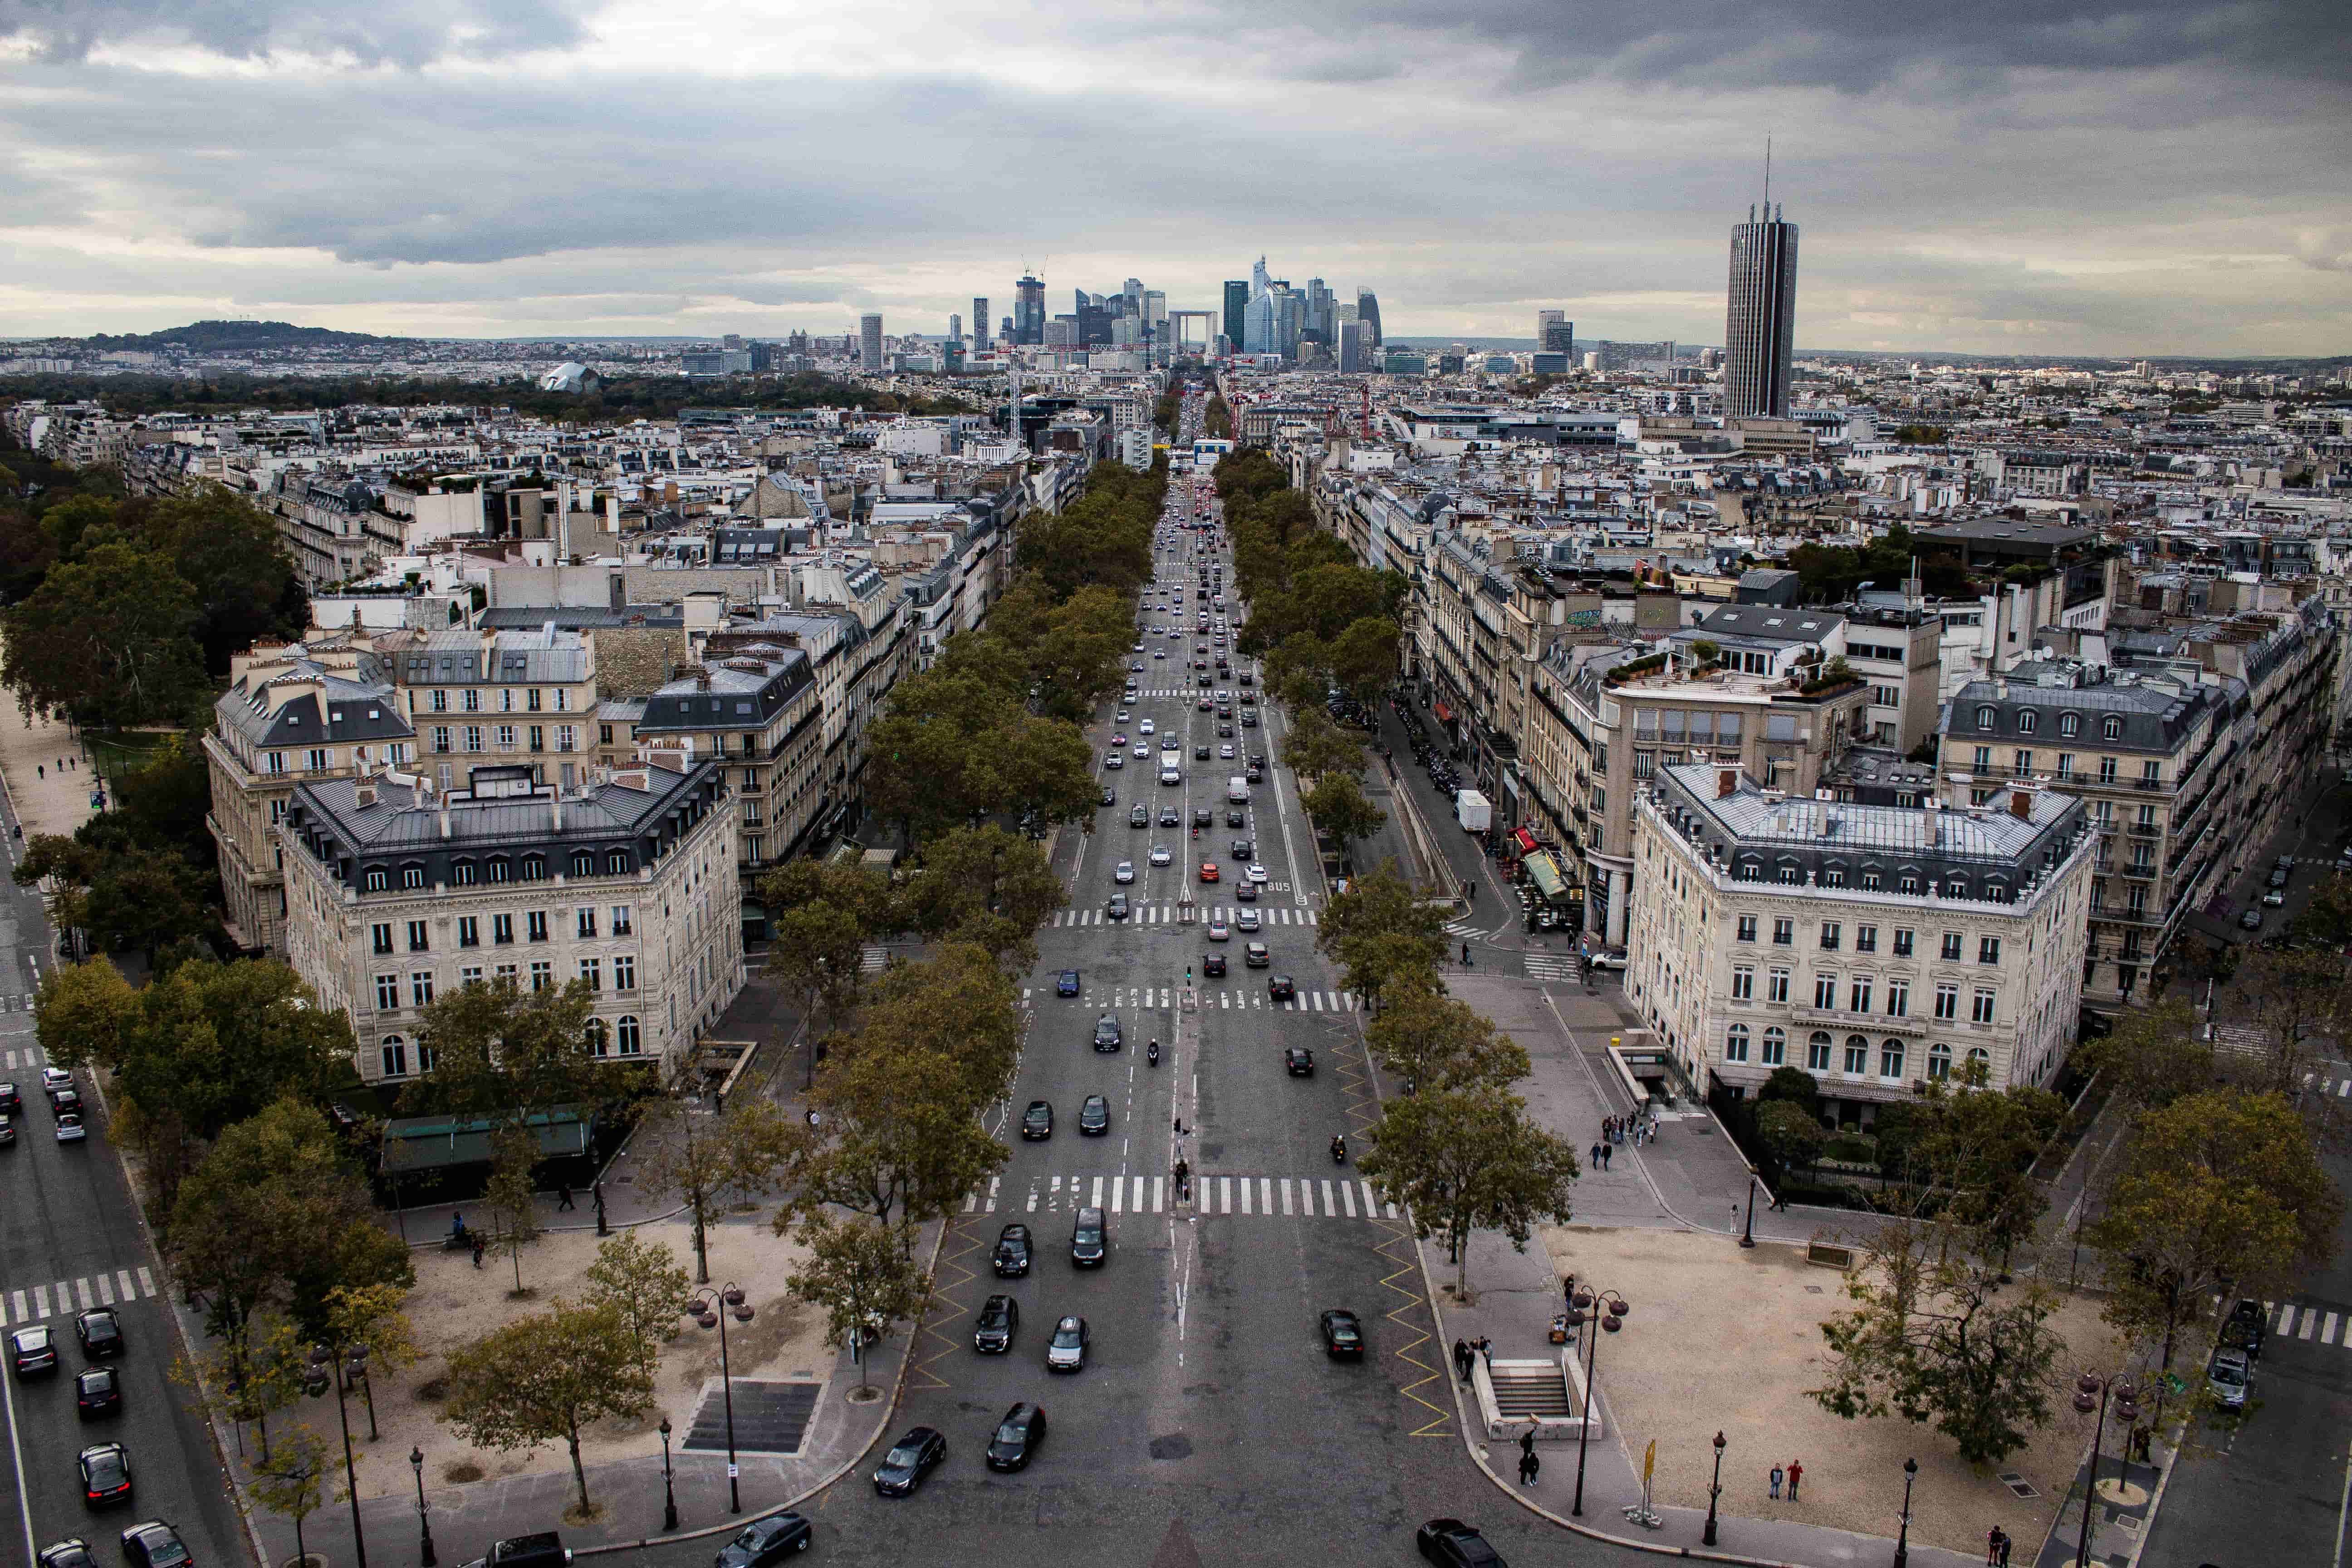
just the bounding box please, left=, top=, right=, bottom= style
left=2009, top=787, right=2033, bottom=820
left=1717, top=766, right=1738, bottom=799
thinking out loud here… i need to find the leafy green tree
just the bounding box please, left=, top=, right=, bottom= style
left=583, top=1231, right=692, bottom=1384
left=3, top=539, right=208, bottom=726
left=139, top=483, right=309, bottom=673
left=631, top=1095, right=800, bottom=1283
left=483, top=1128, right=545, bottom=1296
left=1363, top=977, right=1529, bottom=1093
left=1810, top=1222, right=2066, bottom=1465
left=1328, top=616, right=1401, bottom=703
left=1318, top=863, right=1447, bottom=1009
left=443, top=1299, right=656, bottom=1518
left=764, top=901, right=867, bottom=1039
left=1280, top=703, right=1367, bottom=784
left=247, top=1423, right=335, bottom=1565
left=1303, top=771, right=1387, bottom=864
left=1758, top=1098, right=1827, bottom=1181
left=898, top=824, right=1068, bottom=970
left=785, top=1213, right=935, bottom=1398
left=1757, top=1065, right=1824, bottom=1121
left=406, top=977, right=618, bottom=1129
left=1357, top=1086, right=1579, bottom=1297
left=2088, top=1088, right=2340, bottom=1408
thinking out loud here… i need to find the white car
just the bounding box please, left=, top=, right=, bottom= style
left=55, top=1113, right=84, bottom=1143
left=1235, top=908, right=1261, bottom=931
left=1220, top=744, right=1235, bottom=759
left=1105, top=754, right=1125, bottom=769
left=1246, top=864, right=1269, bottom=884
left=1207, top=919, right=1230, bottom=941
left=1149, top=845, right=1173, bottom=867
left=1116, top=709, right=1130, bottom=722
left=1139, top=720, right=1155, bottom=735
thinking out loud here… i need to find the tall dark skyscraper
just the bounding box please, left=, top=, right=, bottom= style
left=972, top=296, right=988, bottom=345
left=1014, top=275, right=1046, bottom=345
left=1222, top=281, right=1249, bottom=350
left=1355, top=289, right=1382, bottom=347
left=1724, top=203, right=1798, bottom=418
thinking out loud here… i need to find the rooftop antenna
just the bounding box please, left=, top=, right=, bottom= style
left=1763, top=134, right=1772, bottom=211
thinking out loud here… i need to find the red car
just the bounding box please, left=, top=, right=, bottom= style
left=1198, top=862, right=1220, bottom=883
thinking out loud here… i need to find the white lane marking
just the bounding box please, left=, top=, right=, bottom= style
left=1281, top=1178, right=1294, bottom=1216
left=30, top=1287, right=47, bottom=1321
left=1151, top=1176, right=1163, bottom=1213
left=94, top=1274, right=113, bottom=1307
left=1361, top=1180, right=1378, bottom=1215
left=2325, top=1311, right=2341, bottom=1346
left=1259, top=1177, right=1271, bottom=1214
left=1090, top=1176, right=1104, bottom=1210
left=2281, top=1304, right=2299, bottom=1335
left=135, top=1268, right=154, bottom=1298
left=1238, top=1179, right=1251, bottom=1215
left=74, top=1278, right=91, bottom=1311
left=1110, top=1179, right=1124, bottom=1215
left=1219, top=1176, right=1231, bottom=1213
left=3, top=1294, right=16, bottom=1324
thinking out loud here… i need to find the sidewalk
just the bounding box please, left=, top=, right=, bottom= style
left=0, top=699, right=107, bottom=841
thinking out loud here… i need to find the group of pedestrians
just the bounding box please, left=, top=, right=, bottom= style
left=1450, top=1336, right=1491, bottom=1383
left=1600, top=1111, right=1656, bottom=1147
left=1767, top=1460, right=1803, bottom=1499
left=1588, top=1139, right=1612, bottom=1171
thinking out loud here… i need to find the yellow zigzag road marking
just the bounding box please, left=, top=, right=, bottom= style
left=1371, top=1217, right=1452, bottom=1438
left=906, top=1220, right=983, bottom=1392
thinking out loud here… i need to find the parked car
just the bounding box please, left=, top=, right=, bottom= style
left=73, top=1367, right=120, bottom=1418
left=1417, top=1519, right=1505, bottom=1568
left=10, top=1326, right=57, bottom=1378
left=992, top=1224, right=1032, bottom=1277
left=713, top=1512, right=813, bottom=1562
left=2239, top=907, right=2264, bottom=931
left=74, top=1309, right=123, bottom=1360
left=2220, top=1298, right=2266, bottom=1359
left=2207, top=1345, right=2254, bottom=1411
left=35, top=1540, right=95, bottom=1568
left=77, top=1443, right=132, bottom=1509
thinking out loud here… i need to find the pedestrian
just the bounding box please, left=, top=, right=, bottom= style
left=1591, top=1142, right=1604, bottom=1169
left=1453, top=1339, right=1472, bottom=1382
left=555, top=1182, right=575, bottom=1211
left=1770, top=1464, right=1784, bottom=1499
left=1462, top=941, right=1472, bottom=967
left=1731, top=1201, right=1740, bottom=1232
left=1985, top=1526, right=2005, bottom=1567
left=1478, top=1336, right=1493, bottom=1372
left=471, top=1232, right=485, bottom=1269
left=1998, top=1530, right=2012, bottom=1568
left=1600, top=1143, right=1611, bottom=1171
left=1786, top=1460, right=1802, bottom=1500
left=34, top=766, right=41, bottom=779
left=1518, top=1449, right=1540, bottom=1487
left=1519, top=1430, right=1536, bottom=1460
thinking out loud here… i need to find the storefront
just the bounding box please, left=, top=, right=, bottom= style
left=1522, top=849, right=1581, bottom=930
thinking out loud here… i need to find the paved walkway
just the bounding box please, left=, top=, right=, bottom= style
left=0, top=698, right=106, bottom=841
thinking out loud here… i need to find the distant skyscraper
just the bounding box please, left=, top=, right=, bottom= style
left=1724, top=202, right=1798, bottom=418
left=972, top=296, right=989, bottom=345
left=1305, top=278, right=1333, bottom=342
left=1014, top=276, right=1046, bottom=345
left=1222, top=281, right=1249, bottom=351
left=1251, top=256, right=1270, bottom=299
left=1355, top=289, right=1383, bottom=347
left=1536, top=309, right=1574, bottom=354
left=948, top=313, right=961, bottom=345
left=1338, top=320, right=1370, bottom=374
left=860, top=313, right=884, bottom=369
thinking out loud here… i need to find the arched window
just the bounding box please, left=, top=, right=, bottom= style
left=363, top=865, right=389, bottom=892
left=1880, top=1039, right=1907, bottom=1080
left=1761, top=1027, right=1786, bottom=1066
left=617, top=1015, right=642, bottom=1055
left=1725, top=1024, right=1749, bottom=1062
left=2102, top=715, right=2123, bottom=740
left=1807, top=1031, right=1833, bottom=1071
left=584, top=1018, right=610, bottom=1057
left=379, top=1035, right=409, bottom=1078
left=1967, top=1046, right=1992, bottom=1080
left=570, top=850, right=596, bottom=878
left=1927, top=1042, right=1953, bottom=1080
left=1976, top=705, right=1997, bottom=730
left=487, top=855, right=511, bottom=883
left=2058, top=712, right=2080, bottom=738
left=605, top=850, right=630, bottom=875
left=520, top=854, right=547, bottom=881
left=1844, top=1034, right=1870, bottom=1074
left=451, top=858, right=478, bottom=886
left=401, top=863, right=426, bottom=890
left=2016, top=710, right=2037, bottom=735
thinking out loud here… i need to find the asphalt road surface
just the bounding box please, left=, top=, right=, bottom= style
left=0, top=827, right=246, bottom=1568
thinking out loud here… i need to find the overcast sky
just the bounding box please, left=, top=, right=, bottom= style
left=1, top=0, right=2347, bottom=355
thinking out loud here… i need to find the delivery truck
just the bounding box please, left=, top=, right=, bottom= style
left=1455, top=789, right=1491, bottom=834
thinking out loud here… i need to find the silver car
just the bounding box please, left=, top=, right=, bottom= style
left=1046, top=1315, right=1090, bottom=1372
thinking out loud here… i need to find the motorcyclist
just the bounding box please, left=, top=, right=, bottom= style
left=1330, top=1135, right=1347, bottom=1164
left=1148, top=1038, right=1161, bottom=1064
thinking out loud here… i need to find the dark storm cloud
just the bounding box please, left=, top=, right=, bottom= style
left=0, top=0, right=594, bottom=66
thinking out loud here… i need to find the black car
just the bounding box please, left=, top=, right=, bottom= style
left=1021, top=1101, right=1054, bottom=1141
left=1093, top=1014, right=1122, bottom=1051
left=1235, top=879, right=1258, bottom=903
left=992, top=1224, right=1033, bottom=1277
left=77, top=1442, right=132, bottom=1509
left=75, top=1309, right=123, bottom=1360
left=2221, top=1298, right=2267, bottom=1359
left=1285, top=1048, right=1315, bottom=1077
left=1078, top=1095, right=1111, bottom=1136
left=1071, top=1205, right=1107, bottom=1268
left=1194, top=744, right=1210, bottom=760
left=1320, top=1309, right=1365, bottom=1360
left=51, top=1087, right=82, bottom=1118
left=1106, top=893, right=1130, bottom=921
left=10, top=1326, right=57, bottom=1378
left=1269, top=975, right=1296, bottom=1001
left=1203, top=952, right=1227, bottom=977
left=0, top=1082, right=19, bottom=1114
left=1056, top=969, right=1082, bottom=998
left=1099, top=787, right=1116, bottom=808
left=117, top=1524, right=190, bottom=1568
left=1192, top=807, right=1213, bottom=828
left=972, top=1295, right=1019, bottom=1354
left=1417, top=1519, right=1505, bottom=1568
left=872, top=1426, right=948, bottom=1496
left=1225, top=807, right=1245, bottom=827
left=36, top=1539, right=96, bottom=1568
left=1158, top=805, right=1181, bottom=827
left=985, top=1403, right=1047, bottom=1471
left=74, top=1367, right=120, bottom=1418
left=1128, top=805, right=1148, bottom=828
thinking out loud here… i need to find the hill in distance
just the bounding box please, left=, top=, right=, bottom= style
left=82, top=319, right=397, bottom=353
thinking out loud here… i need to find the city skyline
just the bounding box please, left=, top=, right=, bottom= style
left=0, top=1, right=2345, bottom=355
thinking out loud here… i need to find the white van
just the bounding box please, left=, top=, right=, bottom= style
left=1226, top=776, right=1249, bottom=804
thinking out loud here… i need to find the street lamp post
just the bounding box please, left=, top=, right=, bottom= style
left=305, top=1343, right=370, bottom=1568
left=409, top=1446, right=436, bottom=1567
left=1893, top=1456, right=1917, bottom=1568
left=1566, top=1286, right=1629, bottom=1517
left=1704, top=1431, right=1726, bottom=1545
left=1740, top=1173, right=1758, bottom=1248
left=658, top=1417, right=679, bottom=1532
left=686, top=1284, right=755, bottom=1514
left=2071, top=1372, right=2140, bottom=1568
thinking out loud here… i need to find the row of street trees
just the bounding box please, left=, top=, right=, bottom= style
left=1316, top=866, right=1581, bottom=1294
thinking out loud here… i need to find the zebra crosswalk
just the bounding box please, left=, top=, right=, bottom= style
left=0, top=1267, right=160, bottom=1324
left=0, top=1043, right=52, bottom=1071
left=964, top=1171, right=1401, bottom=1222
left=1052, top=906, right=1317, bottom=928
left=1212, top=988, right=1356, bottom=1012
left=1524, top=953, right=1582, bottom=983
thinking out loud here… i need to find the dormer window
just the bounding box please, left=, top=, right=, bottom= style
left=2016, top=711, right=2036, bottom=735
left=1975, top=706, right=1995, bottom=730
left=2102, top=715, right=2123, bottom=740
left=2058, top=712, right=2081, bottom=738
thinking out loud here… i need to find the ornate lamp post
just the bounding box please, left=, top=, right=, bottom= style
left=658, top=1417, right=679, bottom=1532
left=1893, top=1456, right=1918, bottom=1568
left=2072, top=1372, right=2140, bottom=1568
left=1704, top=1431, right=1726, bottom=1545
left=1566, top=1285, right=1629, bottom=1517
left=409, top=1446, right=436, bottom=1567
left=685, top=1284, right=755, bottom=1514
left=1740, top=1173, right=1759, bottom=1248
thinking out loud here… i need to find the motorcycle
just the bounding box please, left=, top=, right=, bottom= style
left=1148, top=1040, right=1161, bottom=1066
left=1330, top=1137, right=1347, bottom=1165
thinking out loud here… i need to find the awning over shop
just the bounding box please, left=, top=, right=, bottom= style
left=1433, top=701, right=1455, bottom=723
left=1512, top=827, right=1541, bottom=857
left=382, top=1105, right=596, bottom=1176
left=1525, top=851, right=1569, bottom=902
